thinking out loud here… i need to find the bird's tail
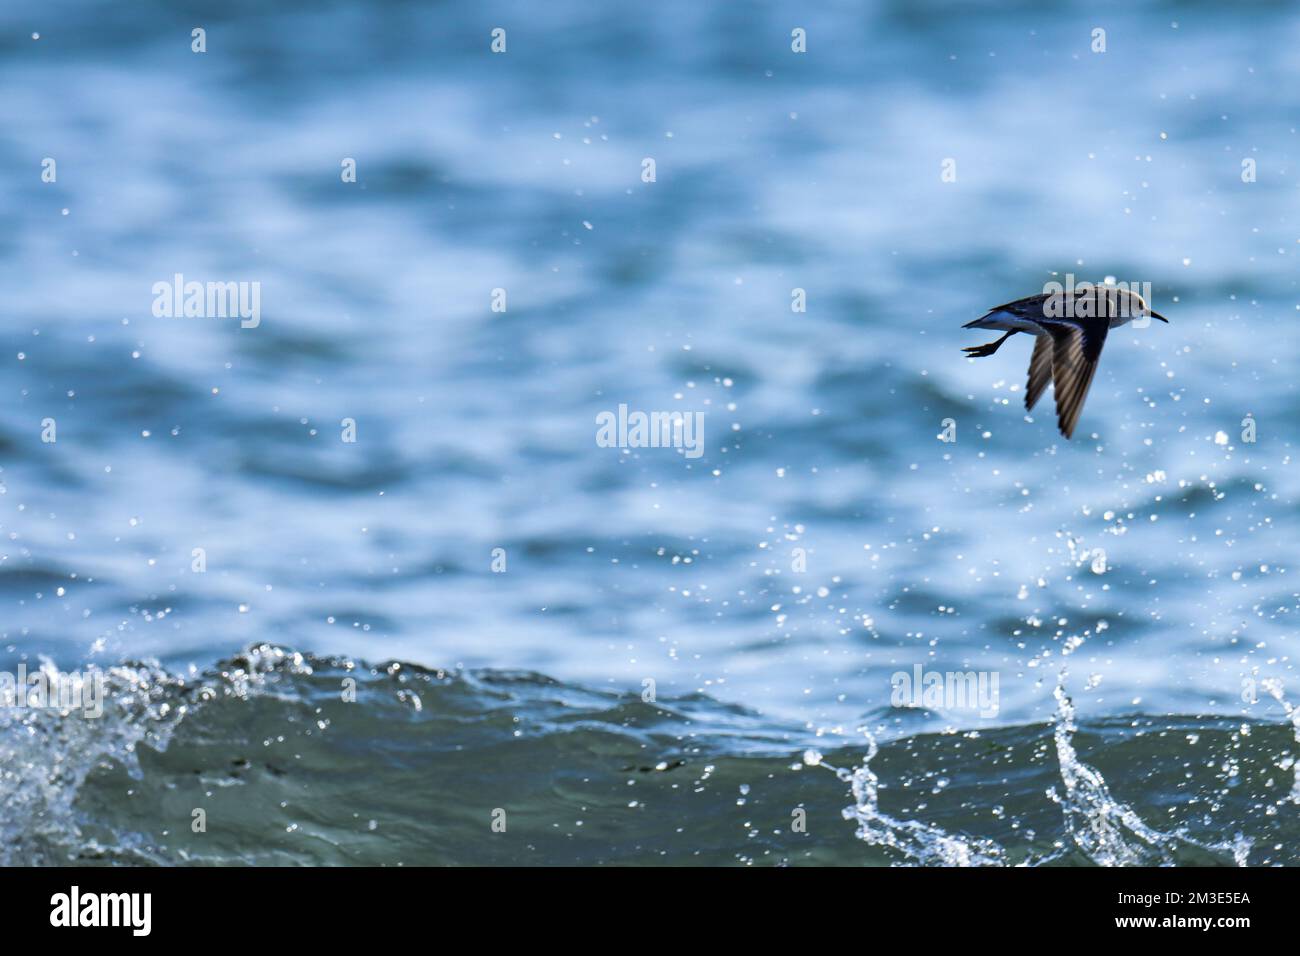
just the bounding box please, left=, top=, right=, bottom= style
left=962, top=311, right=1005, bottom=329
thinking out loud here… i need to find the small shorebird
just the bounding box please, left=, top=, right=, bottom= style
left=962, top=287, right=1168, bottom=439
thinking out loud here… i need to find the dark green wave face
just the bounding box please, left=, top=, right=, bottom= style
left=4, top=646, right=1289, bottom=867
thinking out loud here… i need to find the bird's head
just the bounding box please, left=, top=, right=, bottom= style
left=1113, top=288, right=1169, bottom=323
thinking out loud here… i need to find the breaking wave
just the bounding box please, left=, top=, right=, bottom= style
left=4, top=645, right=1296, bottom=866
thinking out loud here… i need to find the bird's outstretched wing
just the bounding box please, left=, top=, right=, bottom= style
left=1041, top=318, right=1108, bottom=439
left=1024, top=334, right=1053, bottom=411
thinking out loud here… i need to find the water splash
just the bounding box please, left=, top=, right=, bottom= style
left=0, top=644, right=320, bottom=864
left=824, top=663, right=1255, bottom=867
left=1049, top=673, right=1249, bottom=866
left=1260, top=678, right=1300, bottom=804
left=818, top=735, right=1009, bottom=867
left=0, top=658, right=189, bottom=864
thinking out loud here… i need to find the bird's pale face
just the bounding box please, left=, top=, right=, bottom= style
left=1110, top=289, right=1169, bottom=326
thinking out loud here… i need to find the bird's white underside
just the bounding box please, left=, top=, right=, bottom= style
left=969, top=311, right=1143, bottom=333
left=967, top=312, right=1047, bottom=333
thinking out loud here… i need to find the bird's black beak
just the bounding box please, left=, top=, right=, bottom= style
left=1149, top=310, right=1169, bottom=323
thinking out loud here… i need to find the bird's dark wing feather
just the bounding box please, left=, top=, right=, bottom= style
left=1041, top=318, right=1108, bottom=439
left=962, top=293, right=1050, bottom=328
left=1024, top=333, right=1053, bottom=411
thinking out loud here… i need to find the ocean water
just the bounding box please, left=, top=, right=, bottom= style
left=2, top=0, right=1299, bottom=865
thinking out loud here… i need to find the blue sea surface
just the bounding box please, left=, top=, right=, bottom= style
left=1, top=0, right=1298, bottom=865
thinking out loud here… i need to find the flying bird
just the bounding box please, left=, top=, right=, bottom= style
left=962, top=286, right=1168, bottom=439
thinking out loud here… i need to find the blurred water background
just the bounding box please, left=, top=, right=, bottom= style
left=0, top=0, right=1298, bottom=864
